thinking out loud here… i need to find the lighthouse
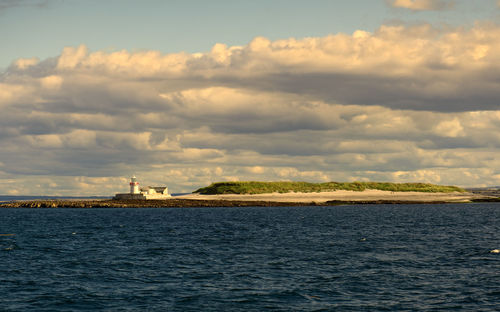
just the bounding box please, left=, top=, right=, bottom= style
left=113, top=176, right=171, bottom=200
left=130, top=176, right=140, bottom=194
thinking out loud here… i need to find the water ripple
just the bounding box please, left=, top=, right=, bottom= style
left=0, top=204, right=499, bottom=311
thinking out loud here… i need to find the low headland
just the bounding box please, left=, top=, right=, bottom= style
left=1, top=181, right=499, bottom=208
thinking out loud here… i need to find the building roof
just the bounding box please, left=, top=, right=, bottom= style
left=140, top=186, right=168, bottom=193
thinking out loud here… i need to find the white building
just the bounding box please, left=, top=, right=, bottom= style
left=113, top=176, right=172, bottom=200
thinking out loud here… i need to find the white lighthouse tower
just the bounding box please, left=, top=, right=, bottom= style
left=129, top=176, right=140, bottom=194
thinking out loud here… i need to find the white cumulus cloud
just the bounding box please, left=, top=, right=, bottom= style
left=389, top=0, right=455, bottom=11
left=1, top=23, right=500, bottom=194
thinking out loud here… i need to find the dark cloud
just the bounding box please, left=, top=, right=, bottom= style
left=0, top=0, right=53, bottom=12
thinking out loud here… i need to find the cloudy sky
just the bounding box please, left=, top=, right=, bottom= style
left=1, top=0, right=500, bottom=195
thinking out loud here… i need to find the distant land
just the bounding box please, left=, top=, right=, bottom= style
left=1, top=181, right=499, bottom=208
left=0, top=195, right=111, bottom=202
left=465, top=187, right=500, bottom=198
left=0, top=194, right=188, bottom=203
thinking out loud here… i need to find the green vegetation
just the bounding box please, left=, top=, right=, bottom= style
left=194, top=181, right=465, bottom=195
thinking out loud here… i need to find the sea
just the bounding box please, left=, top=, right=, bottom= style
left=1, top=203, right=499, bottom=311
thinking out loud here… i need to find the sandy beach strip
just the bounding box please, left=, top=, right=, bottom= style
left=174, top=190, right=477, bottom=203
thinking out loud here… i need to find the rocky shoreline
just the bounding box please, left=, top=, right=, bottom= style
left=0, top=199, right=306, bottom=208
left=1, top=197, right=499, bottom=208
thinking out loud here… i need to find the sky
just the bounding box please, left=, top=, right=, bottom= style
left=1, top=0, right=500, bottom=195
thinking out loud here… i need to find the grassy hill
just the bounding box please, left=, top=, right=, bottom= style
left=194, top=181, right=465, bottom=195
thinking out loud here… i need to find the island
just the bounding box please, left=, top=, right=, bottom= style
left=1, top=181, right=499, bottom=208
left=174, top=181, right=487, bottom=204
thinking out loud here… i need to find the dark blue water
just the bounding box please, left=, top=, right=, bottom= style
left=1, top=204, right=499, bottom=311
